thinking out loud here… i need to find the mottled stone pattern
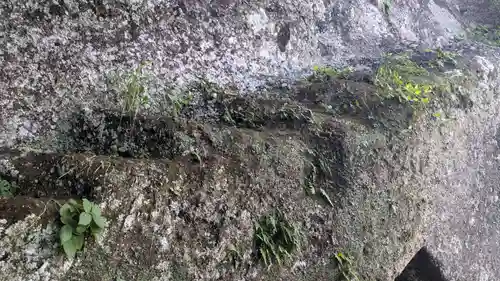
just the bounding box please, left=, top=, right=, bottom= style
left=0, top=0, right=462, bottom=147
left=2, top=0, right=500, bottom=281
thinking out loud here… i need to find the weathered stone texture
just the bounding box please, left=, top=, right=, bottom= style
left=2, top=0, right=500, bottom=281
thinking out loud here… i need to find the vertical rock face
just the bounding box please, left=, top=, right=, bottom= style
left=1, top=0, right=500, bottom=281
left=0, top=0, right=468, bottom=147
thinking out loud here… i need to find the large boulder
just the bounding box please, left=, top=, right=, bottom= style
left=2, top=0, right=500, bottom=281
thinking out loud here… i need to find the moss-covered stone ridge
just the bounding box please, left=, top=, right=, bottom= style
left=2, top=49, right=499, bottom=281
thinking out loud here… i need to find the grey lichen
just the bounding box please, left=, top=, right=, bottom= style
left=0, top=216, right=68, bottom=280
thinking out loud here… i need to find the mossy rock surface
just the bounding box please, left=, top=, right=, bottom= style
left=2, top=0, right=500, bottom=279
left=1, top=49, right=495, bottom=281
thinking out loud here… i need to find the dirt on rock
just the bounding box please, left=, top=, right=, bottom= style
left=0, top=58, right=470, bottom=280
left=2, top=1, right=500, bottom=281
left=0, top=71, right=423, bottom=280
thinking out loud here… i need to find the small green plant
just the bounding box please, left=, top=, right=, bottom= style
left=225, top=243, right=244, bottom=269
left=0, top=178, right=16, bottom=197
left=423, top=48, right=457, bottom=68
left=334, top=252, right=360, bottom=281
left=470, top=25, right=500, bottom=46
left=379, top=0, right=392, bottom=14
left=119, top=62, right=150, bottom=114
left=304, top=160, right=334, bottom=207
left=432, top=112, right=442, bottom=119
left=374, top=55, right=434, bottom=106
left=59, top=198, right=107, bottom=258
left=254, top=210, right=303, bottom=268
left=435, top=49, right=456, bottom=62
left=165, top=92, right=194, bottom=118
left=310, top=65, right=353, bottom=81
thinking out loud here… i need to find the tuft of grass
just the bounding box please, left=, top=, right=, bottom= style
left=374, top=54, right=435, bottom=107
left=254, top=210, right=303, bottom=268
left=0, top=178, right=17, bottom=197
left=377, top=0, right=392, bottom=15
left=304, top=158, right=334, bottom=207
left=225, top=243, right=244, bottom=269
left=309, top=65, right=353, bottom=82
left=470, top=25, right=500, bottom=46
left=333, top=252, right=360, bottom=281
left=117, top=62, right=151, bottom=115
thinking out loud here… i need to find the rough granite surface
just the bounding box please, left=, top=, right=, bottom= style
left=1, top=0, right=500, bottom=281
left=0, top=0, right=467, bottom=147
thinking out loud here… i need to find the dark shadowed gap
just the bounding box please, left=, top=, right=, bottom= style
left=395, top=247, right=448, bottom=281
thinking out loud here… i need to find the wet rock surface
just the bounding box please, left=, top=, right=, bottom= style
left=2, top=0, right=500, bottom=281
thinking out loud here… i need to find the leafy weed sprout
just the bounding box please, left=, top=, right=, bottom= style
left=164, top=91, right=194, bottom=118
left=225, top=243, right=244, bottom=269
left=254, top=210, right=303, bottom=268
left=59, top=198, right=107, bottom=258
left=0, top=178, right=16, bottom=197
left=374, top=54, right=434, bottom=107
left=334, top=252, right=360, bottom=281
left=423, top=48, right=457, bottom=69
left=434, top=48, right=456, bottom=63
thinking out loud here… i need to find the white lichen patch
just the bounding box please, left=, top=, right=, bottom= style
left=0, top=215, right=72, bottom=281
left=169, top=172, right=186, bottom=195
left=246, top=8, right=270, bottom=33
left=122, top=193, right=148, bottom=231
